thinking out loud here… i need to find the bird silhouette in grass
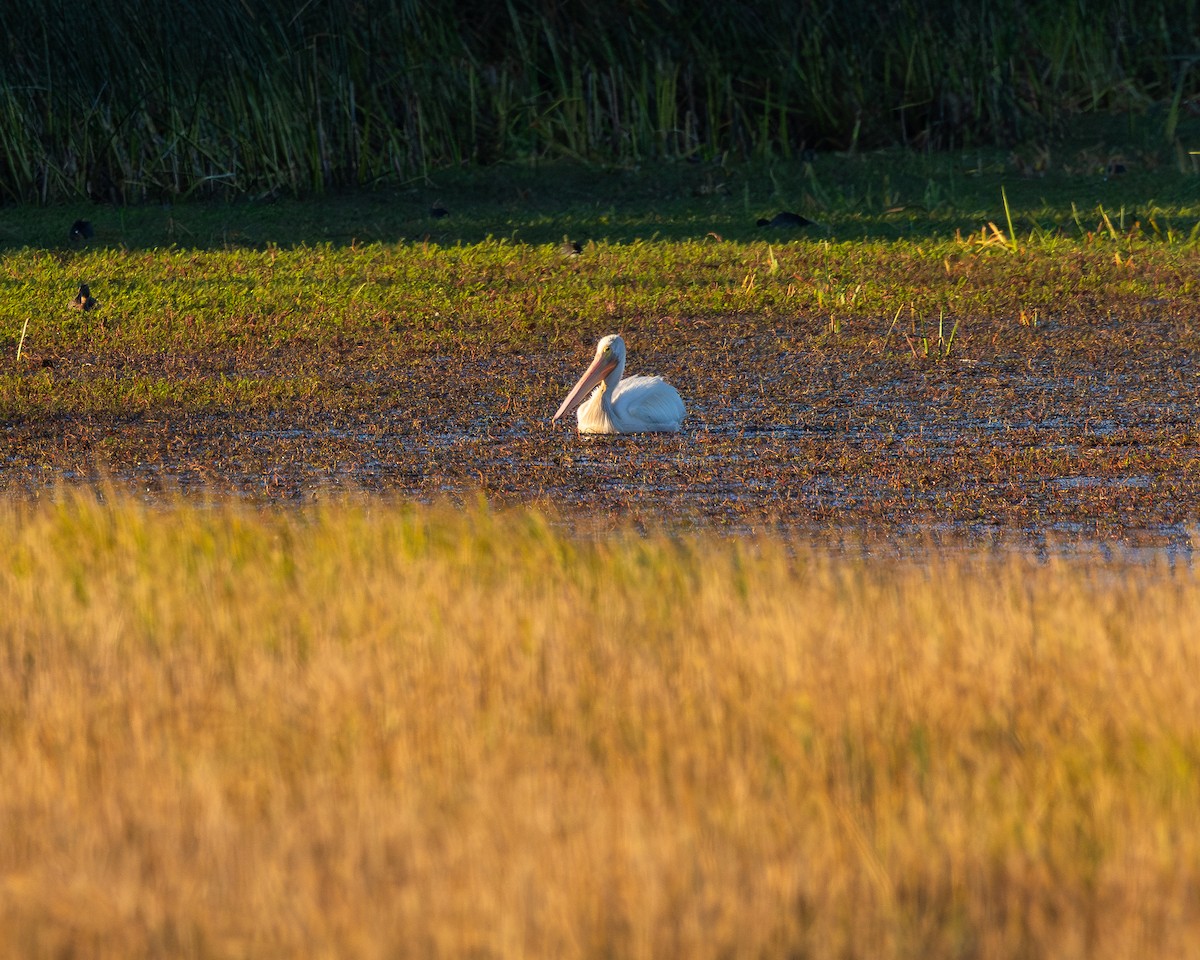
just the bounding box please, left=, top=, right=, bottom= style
left=71, top=283, right=97, bottom=311
left=756, top=211, right=814, bottom=229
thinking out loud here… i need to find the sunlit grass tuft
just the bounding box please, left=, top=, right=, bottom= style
left=1, top=493, right=1198, bottom=958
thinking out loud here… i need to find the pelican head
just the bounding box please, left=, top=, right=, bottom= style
left=552, top=335, right=626, bottom=426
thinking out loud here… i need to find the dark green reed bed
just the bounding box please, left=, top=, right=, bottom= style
left=2, top=0, right=1197, bottom=202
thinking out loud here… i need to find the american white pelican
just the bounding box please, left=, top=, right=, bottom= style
left=552, top=334, right=685, bottom=434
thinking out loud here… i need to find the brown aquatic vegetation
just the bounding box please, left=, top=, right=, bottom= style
left=0, top=494, right=1198, bottom=959
left=3, top=292, right=1199, bottom=548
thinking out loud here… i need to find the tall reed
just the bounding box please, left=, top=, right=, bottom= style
left=0, top=492, right=1198, bottom=959
left=0, top=0, right=1193, bottom=202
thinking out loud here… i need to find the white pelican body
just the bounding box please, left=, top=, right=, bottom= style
left=552, top=334, right=685, bottom=434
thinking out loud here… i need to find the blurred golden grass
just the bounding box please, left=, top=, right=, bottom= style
left=1, top=491, right=1198, bottom=959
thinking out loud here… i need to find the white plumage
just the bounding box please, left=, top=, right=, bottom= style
left=552, top=334, right=685, bottom=434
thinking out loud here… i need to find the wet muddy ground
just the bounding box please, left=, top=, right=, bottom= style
left=5, top=309, right=1199, bottom=558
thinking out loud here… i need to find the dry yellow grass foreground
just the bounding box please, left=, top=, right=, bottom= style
left=1, top=493, right=1198, bottom=960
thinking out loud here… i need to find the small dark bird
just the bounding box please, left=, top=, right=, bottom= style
left=561, top=236, right=583, bottom=256
left=69, top=219, right=94, bottom=242
left=430, top=205, right=449, bottom=219
left=756, top=211, right=814, bottom=229
left=71, top=283, right=97, bottom=311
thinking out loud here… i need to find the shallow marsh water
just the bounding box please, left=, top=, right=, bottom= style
left=5, top=320, right=1198, bottom=561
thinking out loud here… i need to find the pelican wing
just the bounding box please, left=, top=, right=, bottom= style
left=610, top=375, right=685, bottom=432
